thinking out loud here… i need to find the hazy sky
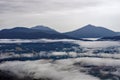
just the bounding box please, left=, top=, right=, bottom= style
left=0, top=0, right=120, bottom=32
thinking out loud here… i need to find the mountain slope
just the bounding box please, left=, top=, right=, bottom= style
left=31, top=25, right=59, bottom=34
left=64, top=24, right=116, bottom=38
left=100, top=36, right=120, bottom=41
left=116, top=32, right=120, bottom=36
left=0, top=27, right=79, bottom=39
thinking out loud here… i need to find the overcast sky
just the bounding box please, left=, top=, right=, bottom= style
left=0, top=0, right=120, bottom=32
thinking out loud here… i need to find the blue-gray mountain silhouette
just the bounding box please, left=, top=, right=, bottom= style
left=100, top=36, right=120, bottom=41
left=116, top=32, right=120, bottom=36
left=31, top=25, right=59, bottom=34
left=64, top=24, right=116, bottom=38
left=0, top=27, right=78, bottom=39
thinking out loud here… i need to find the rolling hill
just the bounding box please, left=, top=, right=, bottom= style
left=0, top=27, right=78, bottom=39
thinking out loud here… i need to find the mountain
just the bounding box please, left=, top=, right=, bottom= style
left=64, top=24, right=117, bottom=38
left=0, top=27, right=79, bottom=39
left=31, top=25, right=59, bottom=34
left=116, top=32, right=120, bottom=36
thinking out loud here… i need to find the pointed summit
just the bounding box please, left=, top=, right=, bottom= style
left=84, top=24, right=96, bottom=27
left=80, top=24, right=96, bottom=29
left=64, top=24, right=116, bottom=38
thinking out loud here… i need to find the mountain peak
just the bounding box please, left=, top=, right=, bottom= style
left=31, top=25, right=59, bottom=34
left=64, top=24, right=116, bottom=38
left=83, top=24, right=96, bottom=28
left=32, top=25, right=51, bottom=30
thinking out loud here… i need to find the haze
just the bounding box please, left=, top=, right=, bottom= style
left=0, top=0, right=120, bottom=32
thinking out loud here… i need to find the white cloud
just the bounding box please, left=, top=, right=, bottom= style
left=0, top=59, right=100, bottom=80
left=0, top=0, right=120, bottom=32
left=1, top=57, right=120, bottom=80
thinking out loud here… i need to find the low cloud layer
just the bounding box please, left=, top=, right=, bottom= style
left=1, top=57, right=120, bottom=80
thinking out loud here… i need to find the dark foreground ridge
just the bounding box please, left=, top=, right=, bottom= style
left=0, top=70, right=52, bottom=80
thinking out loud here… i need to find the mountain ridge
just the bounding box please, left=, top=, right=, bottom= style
left=0, top=27, right=79, bottom=39
left=0, top=24, right=119, bottom=39
left=31, top=25, right=59, bottom=34
left=64, top=24, right=117, bottom=38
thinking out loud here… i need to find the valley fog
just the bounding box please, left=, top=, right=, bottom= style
left=0, top=39, right=120, bottom=80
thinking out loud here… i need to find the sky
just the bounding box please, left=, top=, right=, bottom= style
left=0, top=0, right=120, bottom=32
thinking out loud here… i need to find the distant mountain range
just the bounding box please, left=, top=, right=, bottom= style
left=0, top=24, right=119, bottom=39
left=0, top=26, right=77, bottom=39
left=64, top=24, right=117, bottom=38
